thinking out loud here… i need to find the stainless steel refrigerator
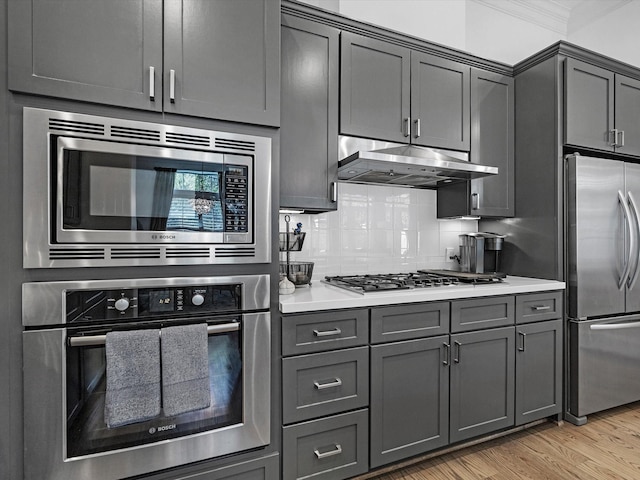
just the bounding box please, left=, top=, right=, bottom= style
left=566, top=154, right=640, bottom=425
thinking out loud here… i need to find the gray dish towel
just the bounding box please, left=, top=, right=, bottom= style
left=104, top=329, right=161, bottom=428
left=161, top=323, right=211, bottom=416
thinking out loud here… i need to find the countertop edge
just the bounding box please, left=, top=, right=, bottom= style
left=279, top=276, right=565, bottom=314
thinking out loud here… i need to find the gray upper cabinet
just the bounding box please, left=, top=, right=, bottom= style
left=565, top=58, right=640, bottom=156
left=163, top=0, right=280, bottom=125
left=437, top=69, right=514, bottom=218
left=340, top=32, right=411, bottom=143
left=9, top=0, right=280, bottom=126
left=411, top=53, right=470, bottom=150
left=280, top=14, right=339, bottom=212
left=8, top=0, right=163, bottom=112
left=340, top=32, right=470, bottom=150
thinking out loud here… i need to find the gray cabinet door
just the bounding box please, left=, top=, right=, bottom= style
left=163, top=0, right=280, bottom=125
left=469, top=69, right=515, bottom=217
left=340, top=32, right=411, bottom=143
left=280, top=15, right=339, bottom=212
left=449, top=327, right=515, bottom=443
left=515, top=319, right=562, bottom=426
left=8, top=0, right=163, bottom=111
left=370, top=336, right=449, bottom=468
left=615, top=75, right=640, bottom=157
left=564, top=58, right=615, bottom=151
left=411, top=52, right=470, bottom=150
left=162, top=453, right=280, bottom=480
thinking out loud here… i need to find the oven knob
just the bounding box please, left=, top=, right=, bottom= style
left=114, top=297, right=130, bottom=312
left=191, top=293, right=205, bottom=306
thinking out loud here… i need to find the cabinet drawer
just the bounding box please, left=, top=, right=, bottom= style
left=282, top=409, right=369, bottom=480
left=370, top=302, right=450, bottom=344
left=451, top=296, right=515, bottom=332
left=282, top=310, right=369, bottom=356
left=169, top=453, right=279, bottom=480
left=516, top=291, right=563, bottom=324
left=282, top=347, right=369, bottom=424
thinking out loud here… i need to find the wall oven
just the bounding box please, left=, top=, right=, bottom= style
left=22, top=107, right=271, bottom=268
left=22, top=275, right=270, bottom=480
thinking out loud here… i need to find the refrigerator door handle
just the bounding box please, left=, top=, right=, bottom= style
left=627, top=191, right=640, bottom=290
left=618, top=190, right=633, bottom=290
left=591, top=320, right=640, bottom=330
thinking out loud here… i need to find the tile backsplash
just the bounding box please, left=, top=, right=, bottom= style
left=279, top=183, right=478, bottom=277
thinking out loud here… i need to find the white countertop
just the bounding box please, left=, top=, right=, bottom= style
left=279, top=276, right=565, bottom=314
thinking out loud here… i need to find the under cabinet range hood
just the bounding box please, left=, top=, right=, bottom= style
left=338, top=136, right=498, bottom=188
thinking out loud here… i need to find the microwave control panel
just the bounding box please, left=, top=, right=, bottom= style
left=224, top=165, right=248, bottom=233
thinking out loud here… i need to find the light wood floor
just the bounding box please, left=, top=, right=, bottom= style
left=371, top=403, right=640, bottom=480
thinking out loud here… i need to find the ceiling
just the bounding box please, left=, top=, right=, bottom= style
left=471, top=0, right=634, bottom=35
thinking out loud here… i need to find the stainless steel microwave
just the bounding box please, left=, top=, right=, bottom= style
left=22, top=108, right=271, bottom=268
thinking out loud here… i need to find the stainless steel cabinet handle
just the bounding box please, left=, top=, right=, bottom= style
left=403, top=117, right=410, bottom=137
left=314, top=378, right=342, bottom=390
left=443, top=343, right=450, bottom=365
left=330, top=182, right=338, bottom=203
left=618, top=190, right=634, bottom=289
left=471, top=193, right=479, bottom=210
left=618, top=130, right=625, bottom=148
left=609, top=129, right=619, bottom=147
left=532, top=305, right=551, bottom=311
left=453, top=341, right=461, bottom=363
left=149, top=66, right=155, bottom=101
left=313, top=327, right=341, bottom=337
left=627, top=191, right=640, bottom=289
left=518, top=332, right=527, bottom=352
left=169, top=69, right=176, bottom=103
left=591, top=321, right=640, bottom=330
left=415, top=118, right=421, bottom=138
left=314, top=444, right=342, bottom=459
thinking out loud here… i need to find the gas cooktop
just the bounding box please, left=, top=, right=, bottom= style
left=323, top=270, right=504, bottom=294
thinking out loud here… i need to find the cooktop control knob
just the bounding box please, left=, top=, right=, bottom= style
left=191, top=293, right=205, bottom=306
left=114, top=297, right=130, bottom=312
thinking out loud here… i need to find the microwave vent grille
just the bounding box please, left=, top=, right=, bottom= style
left=111, top=125, right=161, bottom=142
left=49, top=248, right=106, bottom=260
left=215, top=138, right=256, bottom=152
left=49, top=119, right=105, bottom=136
left=111, top=248, right=161, bottom=259
left=166, top=132, right=210, bottom=147
left=215, top=247, right=256, bottom=258
left=166, top=247, right=211, bottom=258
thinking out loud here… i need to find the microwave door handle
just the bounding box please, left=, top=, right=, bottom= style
left=627, top=191, right=640, bottom=290
left=618, top=190, right=633, bottom=290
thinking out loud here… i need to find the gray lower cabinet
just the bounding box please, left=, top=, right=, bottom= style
left=148, top=453, right=280, bottom=480
left=370, top=335, right=449, bottom=468
left=515, top=318, right=563, bottom=426
left=282, top=410, right=369, bottom=480
left=280, top=14, right=339, bottom=212
left=449, top=326, right=515, bottom=443
left=451, top=296, right=515, bottom=332
left=9, top=0, right=280, bottom=126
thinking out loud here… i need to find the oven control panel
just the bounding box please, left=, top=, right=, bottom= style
left=66, top=283, right=242, bottom=324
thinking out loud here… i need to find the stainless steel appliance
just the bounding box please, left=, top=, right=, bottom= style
left=22, top=275, right=270, bottom=480
left=322, top=271, right=487, bottom=294
left=566, top=154, right=640, bottom=424
left=22, top=107, right=271, bottom=268
left=337, top=136, right=498, bottom=188
left=459, top=232, right=506, bottom=274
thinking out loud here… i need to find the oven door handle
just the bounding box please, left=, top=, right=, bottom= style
left=68, top=322, right=240, bottom=347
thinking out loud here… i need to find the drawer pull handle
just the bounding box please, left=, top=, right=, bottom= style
left=532, top=305, right=551, bottom=311
left=314, top=378, right=342, bottom=390
left=313, top=327, right=342, bottom=337
left=314, top=444, right=342, bottom=459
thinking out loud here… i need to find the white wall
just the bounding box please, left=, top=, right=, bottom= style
left=280, top=184, right=477, bottom=278
left=568, top=1, right=640, bottom=68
